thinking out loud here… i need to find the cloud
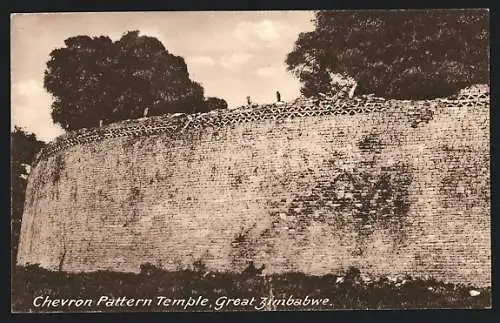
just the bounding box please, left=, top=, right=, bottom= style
left=11, top=80, right=64, bottom=142
left=138, top=27, right=164, bottom=40
left=186, top=56, right=216, bottom=67
left=219, top=52, right=253, bottom=70
left=106, top=28, right=165, bottom=42
left=10, top=12, right=316, bottom=141
left=255, top=66, right=277, bottom=78
left=233, top=19, right=300, bottom=48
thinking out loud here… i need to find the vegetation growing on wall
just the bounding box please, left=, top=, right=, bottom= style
left=357, top=133, right=383, bottom=154
left=50, top=154, right=65, bottom=186
left=230, top=224, right=259, bottom=269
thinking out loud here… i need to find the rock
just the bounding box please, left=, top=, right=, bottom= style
left=469, top=290, right=481, bottom=297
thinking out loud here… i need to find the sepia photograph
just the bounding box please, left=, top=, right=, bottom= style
left=10, top=9, right=490, bottom=312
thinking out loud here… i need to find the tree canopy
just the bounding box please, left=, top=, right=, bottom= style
left=286, top=10, right=489, bottom=99
left=203, top=97, right=229, bottom=112
left=44, top=31, right=227, bottom=131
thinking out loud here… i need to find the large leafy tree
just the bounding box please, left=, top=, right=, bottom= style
left=44, top=31, right=226, bottom=131
left=11, top=127, right=44, bottom=267
left=286, top=10, right=489, bottom=99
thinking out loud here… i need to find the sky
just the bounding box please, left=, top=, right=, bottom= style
left=11, top=11, right=315, bottom=142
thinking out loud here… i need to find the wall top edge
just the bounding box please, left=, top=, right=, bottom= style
left=33, top=84, right=490, bottom=164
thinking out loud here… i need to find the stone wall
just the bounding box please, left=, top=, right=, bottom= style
left=17, top=86, right=490, bottom=287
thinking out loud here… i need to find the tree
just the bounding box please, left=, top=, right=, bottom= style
left=11, top=127, right=45, bottom=267
left=286, top=10, right=489, bottom=99
left=44, top=31, right=226, bottom=131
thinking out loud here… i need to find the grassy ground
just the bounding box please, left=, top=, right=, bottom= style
left=11, top=264, right=490, bottom=312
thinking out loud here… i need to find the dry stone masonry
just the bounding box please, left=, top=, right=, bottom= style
left=18, top=85, right=490, bottom=287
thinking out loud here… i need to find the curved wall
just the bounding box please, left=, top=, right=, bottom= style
left=17, top=91, right=490, bottom=286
